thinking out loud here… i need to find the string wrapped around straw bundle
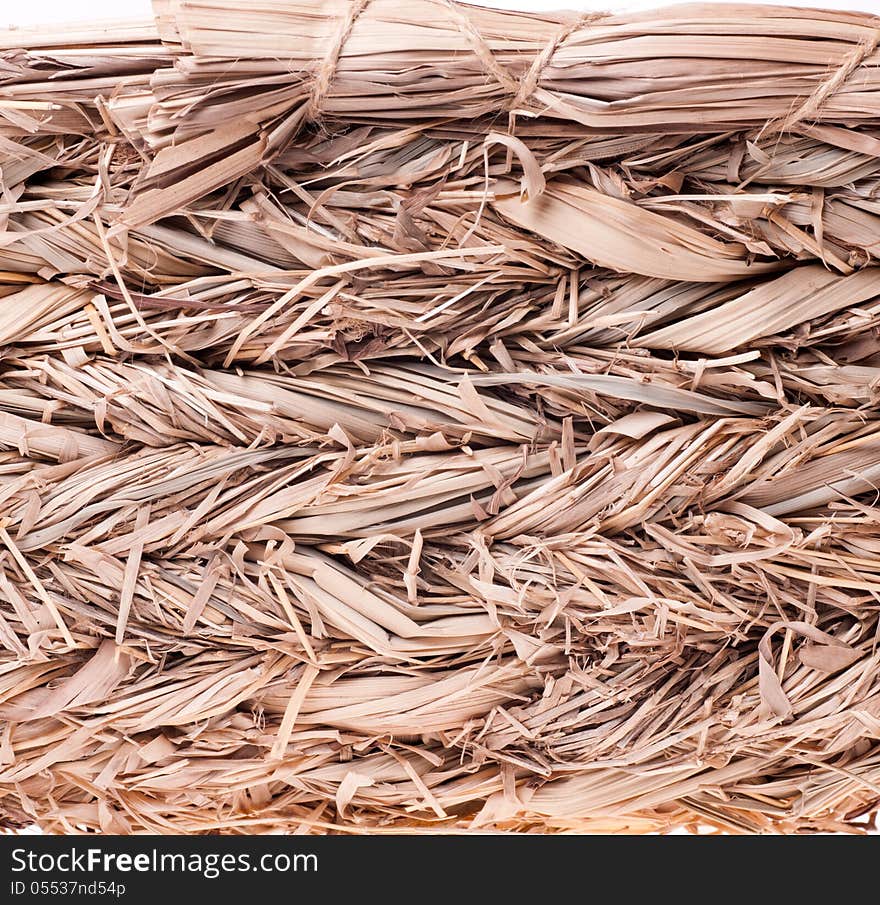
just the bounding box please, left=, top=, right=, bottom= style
left=1, top=0, right=880, bottom=834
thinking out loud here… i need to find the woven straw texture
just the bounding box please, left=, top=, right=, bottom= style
left=1, top=1, right=880, bottom=833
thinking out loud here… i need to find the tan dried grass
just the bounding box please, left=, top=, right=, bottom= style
left=1, top=0, right=880, bottom=834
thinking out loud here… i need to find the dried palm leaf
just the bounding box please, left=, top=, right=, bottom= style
left=1, top=0, right=880, bottom=836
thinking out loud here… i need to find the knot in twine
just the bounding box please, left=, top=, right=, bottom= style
left=444, top=1, right=609, bottom=114
left=307, top=0, right=608, bottom=123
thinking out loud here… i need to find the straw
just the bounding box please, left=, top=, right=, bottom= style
left=1, top=0, right=880, bottom=834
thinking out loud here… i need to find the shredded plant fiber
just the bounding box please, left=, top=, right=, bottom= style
left=2, top=0, right=880, bottom=834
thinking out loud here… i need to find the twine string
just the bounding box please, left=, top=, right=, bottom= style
left=309, top=4, right=878, bottom=139
left=309, top=0, right=372, bottom=118
left=508, top=12, right=608, bottom=113
left=309, top=0, right=607, bottom=123
left=441, top=0, right=520, bottom=96
left=777, top=29, right=879, bottom=134
left=446, top=1, right=609, bottom=114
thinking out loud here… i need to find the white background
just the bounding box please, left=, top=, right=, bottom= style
left=4, top=0, right=880, bottom=28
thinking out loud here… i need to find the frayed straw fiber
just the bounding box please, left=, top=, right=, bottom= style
left=1, top=0, right=880, bottom=834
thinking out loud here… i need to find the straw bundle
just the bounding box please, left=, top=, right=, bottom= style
left=1, top=0, right=880, bottom=834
